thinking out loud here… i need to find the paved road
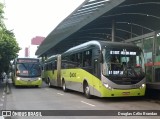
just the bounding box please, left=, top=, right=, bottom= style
left=3, top=82, right=160, bottom=119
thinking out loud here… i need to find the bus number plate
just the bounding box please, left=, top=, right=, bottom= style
left=122, top=92, right=130, bottom=96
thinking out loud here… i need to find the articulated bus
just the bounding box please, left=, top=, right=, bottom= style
left=12, top=58, right=42, bottom=87
left=44, top=40, right=146, bottom=98
left=43, top=55, right=61, bottom=87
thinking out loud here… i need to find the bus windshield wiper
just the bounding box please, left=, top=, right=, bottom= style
left=21, top=63, right=28, bottom=70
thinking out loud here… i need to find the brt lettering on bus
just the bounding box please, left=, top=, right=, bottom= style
left=70, top=72, right=76, bottom=78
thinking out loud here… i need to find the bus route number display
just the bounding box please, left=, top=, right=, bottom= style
left=110, top=50, right=136, bottom=55
left=17, top=59, right=39, bottom=63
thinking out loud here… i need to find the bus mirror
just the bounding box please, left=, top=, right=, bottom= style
left=99, top=53, right=103, bottom=63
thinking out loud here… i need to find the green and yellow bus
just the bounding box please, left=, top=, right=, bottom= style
left=44, top=55, right=61, bottom=87
left=45, top=40, right=146, bottom=98
left=12, top=58, right=42, bottom=87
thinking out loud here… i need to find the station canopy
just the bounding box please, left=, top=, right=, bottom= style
left=36, top=0, right=160, bottom=57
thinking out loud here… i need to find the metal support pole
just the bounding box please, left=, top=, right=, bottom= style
left=152, top=31, right=157, bottom=82
left=130, top=23, right=132, bottom=38
left=112, top=20, right=115, bottom=42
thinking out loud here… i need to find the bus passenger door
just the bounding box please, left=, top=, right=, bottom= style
left=93, top=58, right=100, bottom=96
left=94, top=59, right=99, bottom=77
left=57, top=55, right=61, bottom=87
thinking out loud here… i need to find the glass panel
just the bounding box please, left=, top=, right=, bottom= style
left=103, top=48, right=145, bottom=77
left=133, top=40, right=143, bottom=48
left=16, top=63, right=41, bottom=77
left=155, top=33, right=160, bottom=82
left=143, top=36, right=154, bottom=82
left=155, top=33, right=160, bottom=63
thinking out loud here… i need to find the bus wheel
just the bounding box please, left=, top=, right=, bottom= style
left=84, top=82, right=92, bottom=99
left=48, top=79, right=51, bottom=87
left=62, top=80, right=67, bottom=92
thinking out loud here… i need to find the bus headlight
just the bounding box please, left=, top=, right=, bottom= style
left=142, top=84, right=145, bottom=87
left=17, top=77, right=20, bottom=80
left=104, top=83, right=109, bottom=88
left=140, top=84, right=145, bottom=89
left=104, top=83, right=112, bottom=90
left=38, top=77, right=41, bottom=80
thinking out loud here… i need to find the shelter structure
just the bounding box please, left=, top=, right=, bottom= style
left=36, top=0, right=160, bottom=90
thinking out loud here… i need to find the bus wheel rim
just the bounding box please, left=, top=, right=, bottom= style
left=48, top=82, right=50, bottom=86
left=63, top=82, right=65, bottom=90
left=85, top=86, right=90, bottom=95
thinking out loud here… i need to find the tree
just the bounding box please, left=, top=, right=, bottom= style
left=0, top=2, right=21, bottom=74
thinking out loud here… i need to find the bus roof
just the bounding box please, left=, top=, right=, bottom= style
left=45, top=55, right=59, bottom=63
left=16, top=58, right=40, bottom=60
left=63, top=40, right=141, bottom=54
left=14, top=58, right=40, bottom=64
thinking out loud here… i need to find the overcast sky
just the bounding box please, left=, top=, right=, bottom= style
left=2, top=0, right=85, bottom=57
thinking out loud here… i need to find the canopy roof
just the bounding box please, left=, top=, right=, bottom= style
left=36, top=0, right=160, bottom=57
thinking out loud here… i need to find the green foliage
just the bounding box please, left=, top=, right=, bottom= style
left=0, top=2, right=21, bottom=73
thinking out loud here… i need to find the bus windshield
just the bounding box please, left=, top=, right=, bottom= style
left=102, top=48, right=145, bottom=77
left=16, top=63, right=41, bottom=77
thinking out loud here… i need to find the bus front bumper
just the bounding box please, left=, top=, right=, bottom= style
left=14, top=77, right=42, bottom=87
left=100, top=85, right=146, bottom=97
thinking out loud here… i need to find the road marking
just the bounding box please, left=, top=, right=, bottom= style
left=2, top=96, right=5, bottom=98
left=57, top=93, right=64, bottom=96
left=44, top=88, right=49, bottom=91
left=81, top=101, right=95, bottom=107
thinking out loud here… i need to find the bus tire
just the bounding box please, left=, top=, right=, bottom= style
left=84, top=82, right=92, bottom=99
left=48, top=78, right=51, bottom=87
left=62, top=80, right=67, bottom=92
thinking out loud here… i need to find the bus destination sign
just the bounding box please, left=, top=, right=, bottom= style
left=17, top=59, right=39, bottom=63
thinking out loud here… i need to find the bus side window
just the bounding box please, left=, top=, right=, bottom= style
left=83, top=50, right=92, bottom=67
left=52, top=62, right=55, bottom=73
left=47, top=64, right=48, bottom=70
left=77, top=53, right=83, bottom=67
left=84, top=59, right=90, bottom=66
left=74, top=53, right=80, bottom=67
